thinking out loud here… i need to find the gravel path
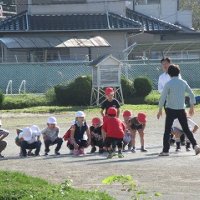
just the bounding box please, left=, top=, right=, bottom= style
left=0, top=111, right=200, bottom=200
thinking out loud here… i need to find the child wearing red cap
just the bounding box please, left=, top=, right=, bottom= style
left=89, top=117, right=104, bottom=154
left=122, top=110, right=133, bottom=151
left=100, top=87, right=120, bottom=118
left=102, top=107, right=125, bottom=159
left=129, top=113, right=147, bottom=153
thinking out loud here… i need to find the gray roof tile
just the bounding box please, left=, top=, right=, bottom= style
left=126, top=8, right=181, bottom=32
left=0, top=11, right=142, bottom=32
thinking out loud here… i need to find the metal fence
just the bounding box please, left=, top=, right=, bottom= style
left=1, top=59, right=200, bottom=94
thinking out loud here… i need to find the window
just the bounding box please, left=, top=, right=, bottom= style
left=135, top=0, right=160, bottom=5
left=147, top=0, right=160, bottom=4
left=32, top=0, right=86, bottom=5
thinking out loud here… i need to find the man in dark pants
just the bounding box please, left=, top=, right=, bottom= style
left=157, top=64, right=200, bottom=156
left=158, top=57, right=185, bottom=145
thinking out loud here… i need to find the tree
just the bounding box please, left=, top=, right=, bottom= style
left=179, top=0, right=200, bottom=30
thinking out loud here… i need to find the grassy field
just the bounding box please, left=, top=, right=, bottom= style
left=0, top=171, right=114, bottom=200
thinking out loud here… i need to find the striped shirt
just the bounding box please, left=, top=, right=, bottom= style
left=159, top=77, right=196, bottom=110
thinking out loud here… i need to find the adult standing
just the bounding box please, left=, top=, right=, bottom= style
left=158, top=57, right=185, bottom=145
left=157, top=64, right=200, bottom=156
left=158, top=57, right=171, bottom=94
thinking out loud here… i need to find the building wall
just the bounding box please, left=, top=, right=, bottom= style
left=28, top=0, right=127, bottom=16
left=68, top=31, right=127, bottom=60
left=134, top=0, right=192, bottom=28
left=1, top=31, right=127, bottom=62
left=16, top=0, right=28, bottom=14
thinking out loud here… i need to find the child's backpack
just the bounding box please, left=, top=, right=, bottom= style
left=195, top=96, right=200, bottom=104
left=63, top=129, right=71, bottom=141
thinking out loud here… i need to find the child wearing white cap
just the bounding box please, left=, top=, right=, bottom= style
left=0, top=119, right=9, bottom=158
left=19, top=126, right=42, bottom=157
left=41, top=116, right=63, bottom=156
left=70, top=111, right=91, bottom=156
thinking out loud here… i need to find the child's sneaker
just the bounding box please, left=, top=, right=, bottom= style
left=131, top=148, right=136, bottom=153
left=141, top=147, right=148, bottom=152
left=175, top=147, right=181, bottom=152
left=28, top=150, right=34, bottom=156
left=73, top=149, right=79, bottom=156
left=55, top=151, right=60, bottom=155
left=107, top=153, right=114, bottom=159
left=118, top=153, right=124, bottom=158
left=0, top=154, right=4, bottom=158
left=79, top=149, right=85, bottom=156
left=186, top=142, right=191, bottom=152
left=90, top=146, right=96, bottom=154
left=186, top=147, right=191, bottom=152
left=99, top=148, right=104, bottom=154
left=128, top=146, right=132, bottom=151
left=69, top=150, right=73, bottom=155
left=159, top=152, right=169, bottom=156
left=194, top=145, right=200, bottom=155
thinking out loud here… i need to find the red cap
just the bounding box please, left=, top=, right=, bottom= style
left=137, top=113, right=147, bottom=123
left=107, top=107, right=117, bottom=116
left=123, top=110, right=132, bottom=118
left=92, top=117, right=101, bottom=125
left=105, top=87, right=114, bottom=95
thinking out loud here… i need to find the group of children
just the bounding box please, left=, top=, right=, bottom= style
left=0, top=87, right=198, bottom=159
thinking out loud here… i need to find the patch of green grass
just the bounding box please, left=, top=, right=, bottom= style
left=0, top=171, right=114, bottom=200
left=2, top=90, right=200, bottom=113
left=193, top=89, right=200, bottom=96
left=1, top=105, right=159, bottom=114
left=3, top=94, right=49, bottom=110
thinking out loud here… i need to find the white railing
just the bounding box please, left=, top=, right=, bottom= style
left=18, top=80, right=26, bottom=94
left=6, top=80, right=12, bottom=94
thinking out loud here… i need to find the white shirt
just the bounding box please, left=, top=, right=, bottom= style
left=158, top=72, right=171, bottom=93
left=172, top=118, right=198, bottom=132
left=19, top=132, right=40, bottom=144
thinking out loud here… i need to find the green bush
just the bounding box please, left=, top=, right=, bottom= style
left=145, top=91, right=160, bottom=105
left=45, top=87, right=57, bottom=105
left=55, top=76, right=92, bottom=106
left=134, top=77, right=152, bottom=97
left=0, top=91, right=4, bottom=109
left=121, top=77, right=134, bottom=101
left=126, top=96, right=145, bottom=104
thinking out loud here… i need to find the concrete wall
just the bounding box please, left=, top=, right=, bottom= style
left=28, top=0, right=127, bottom=16
left=134, top=0, right=192, bottom=28
left=1, top=31, right=127, bottom=62
left=16, top=0, right=28, bottom=14
left=67, top=31, right=127, bottom=60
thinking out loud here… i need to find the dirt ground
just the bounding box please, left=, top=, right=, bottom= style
left=1, top=111, right=200, bottom=200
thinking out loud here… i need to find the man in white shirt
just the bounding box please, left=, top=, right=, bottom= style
left=158, top=57, right=171, bottom=94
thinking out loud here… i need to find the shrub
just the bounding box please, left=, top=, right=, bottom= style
left=0, top=91, right=4, bottom=109
left=134, top=77, right=152, bottom=97
left=45, top=87, right=56, bottom=105
left=121, top=77, right=134, bottom=101
left=55, top=76, right=92, bottom=106
left=145, top=91, right=160, bottom=105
